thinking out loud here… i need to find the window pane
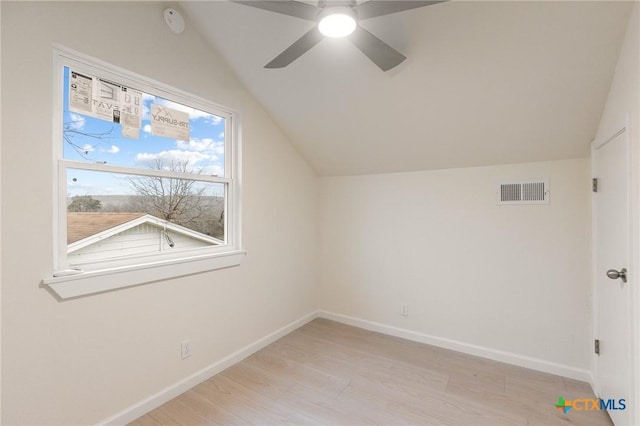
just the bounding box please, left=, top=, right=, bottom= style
left=67, top=168, right=225, bottom=264
left=63, top=67, right=225, bottom=177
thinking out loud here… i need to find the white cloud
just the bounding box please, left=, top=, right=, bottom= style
left=67, top=113, right=85, bottom=130
left=107, top=145, right=120, bottom=154
left=201, top=165, right=225, bottom=178
left=175, top=137, right=224, bottom=159
left=81, top=144, right=95, bottom=153
left=136, top=150, right=211, bottom=166
left=208, top=115, right=223, bottom=125
left=176, top=138, right=216, bottom=152
left=143, top=124, right=152, bottom=134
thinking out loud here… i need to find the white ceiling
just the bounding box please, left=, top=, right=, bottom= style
left=180, top=1, right=632, bottom=176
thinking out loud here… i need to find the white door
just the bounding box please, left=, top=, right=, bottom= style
left=594, top=128, right=631, bottom=426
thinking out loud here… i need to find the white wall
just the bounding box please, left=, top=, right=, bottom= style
left=0, top=2, right=317, bottom=424
left=319, top=159, right=591, bottom=373
left=592, top=4, right=640, bottom=424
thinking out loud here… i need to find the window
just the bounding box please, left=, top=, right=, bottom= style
left=44, top=47, right=243, bottom=299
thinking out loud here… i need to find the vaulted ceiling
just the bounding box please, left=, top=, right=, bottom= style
left=181, top=1, right=632, bottom=176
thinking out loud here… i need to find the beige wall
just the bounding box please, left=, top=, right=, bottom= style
left=1, top=2, right=317, bottom=424
left=319, top=159, right=592, bottom=371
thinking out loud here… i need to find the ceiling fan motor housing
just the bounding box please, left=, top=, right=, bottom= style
left=318, top=6, right=358, bottom=38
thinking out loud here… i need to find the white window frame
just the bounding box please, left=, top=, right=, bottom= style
left=43, top=46, right=244, bottom=299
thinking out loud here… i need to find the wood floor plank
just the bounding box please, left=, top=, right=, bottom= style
left=141, top=409, right=178, bottom=425
left=154, top=399, right=209, bottom=425
left=174, top=389, right=246, bottom=424
left=127, top=413, right=164, bottom=426
left=191, top=375, right=296, bottom=425
left=129, top=319, right=612, bottom=426
left=245, top=348, right=350, bottom=398
left=214, top=373, right=322, bottom=424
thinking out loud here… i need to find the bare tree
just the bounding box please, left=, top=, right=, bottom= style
left=127, top=159, right=224, bottom=239
left=63, top=119, right=116, bottom=161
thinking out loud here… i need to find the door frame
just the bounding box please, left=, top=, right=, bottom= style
left=591, top=113, right=639, bottom=425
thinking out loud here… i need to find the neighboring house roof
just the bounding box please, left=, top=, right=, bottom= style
left=67, top=212, right=223, bottom=252
left=67, top=212, right=146, bottom=244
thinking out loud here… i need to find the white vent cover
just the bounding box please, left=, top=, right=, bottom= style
left=497, top=179, right=549, bottom=205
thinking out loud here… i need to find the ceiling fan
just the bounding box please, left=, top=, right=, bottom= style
left=233, top=0, right=446, bottom=71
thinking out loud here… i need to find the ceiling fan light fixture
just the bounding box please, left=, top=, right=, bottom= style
left=318, top=7, right=357, bottom=38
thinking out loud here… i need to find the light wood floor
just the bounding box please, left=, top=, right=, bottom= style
left=130, top=318, right=612, bottom=425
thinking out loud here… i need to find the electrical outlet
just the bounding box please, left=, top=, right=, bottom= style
left=401, top=304, right=409, bottom=316
left=181, top=340, right=192, bottom=359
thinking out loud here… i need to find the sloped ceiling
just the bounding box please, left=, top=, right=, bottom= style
left=180, top=1, right=632, bottom=176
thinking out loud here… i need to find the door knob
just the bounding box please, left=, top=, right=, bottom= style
left=606, top=268, right=627, bottom=283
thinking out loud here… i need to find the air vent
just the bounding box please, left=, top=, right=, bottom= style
left=497, top=180, right=549, bottom=205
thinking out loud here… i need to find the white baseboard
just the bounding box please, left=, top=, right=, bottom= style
left=317, top=310, right=592, bottom=383
left=97, top=311, right=318, bottom=426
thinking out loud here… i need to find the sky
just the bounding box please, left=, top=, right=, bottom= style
left=62, top=66, right=226, bottom=197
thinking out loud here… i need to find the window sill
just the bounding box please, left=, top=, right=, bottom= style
left=42, top=250, right=246, bottom=300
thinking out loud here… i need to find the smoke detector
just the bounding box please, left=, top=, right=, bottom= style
left=163, top=8, right=185, bottom=34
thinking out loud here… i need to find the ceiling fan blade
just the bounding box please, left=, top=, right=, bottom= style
left=349, top=26, right=406, bottom=71
left=232, top=1, right=318, bottom=21
left=265, top=27, right=324, bottom=68
left=354, top=0, right=446, bottom=20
